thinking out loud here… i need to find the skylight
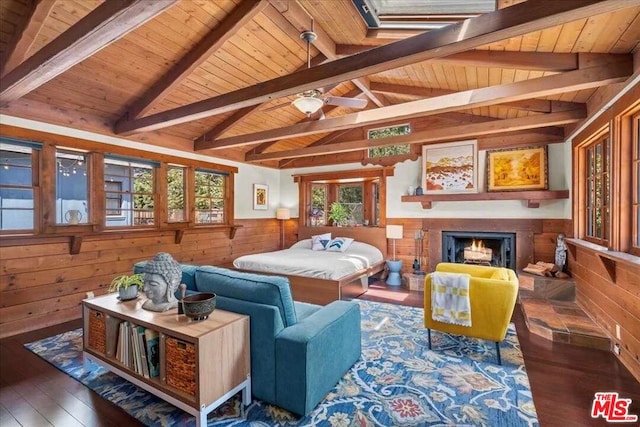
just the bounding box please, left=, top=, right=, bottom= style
left=353, top=0, right=496, bottom=30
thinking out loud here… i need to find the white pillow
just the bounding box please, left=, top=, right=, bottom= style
left=290, top=239, right=312, bottom=249
left=325, top=237, right=355, bottom=252
left=311, top=233, right=332, bottom=251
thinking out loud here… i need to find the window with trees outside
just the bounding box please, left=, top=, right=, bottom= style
left=310, top=183, right=327, bottom=226
left=339, top=183, right=364, bottom=224
left=584, top=134, right=611, bottom=245
left=167, top=165, right=186, bottom=222
left=104, top=157, right=156, bottom=227
left=195, top=169, right=225, bottom=224
left=367, top=124, right=411, bottom=158
left=0, top=140, right=38, bottom=232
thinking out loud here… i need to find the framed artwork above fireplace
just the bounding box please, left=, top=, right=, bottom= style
left=486, top=146, right=548, bottom=192
left=422, top=140, right=478, bottom=194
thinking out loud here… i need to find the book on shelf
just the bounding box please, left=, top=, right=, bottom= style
left=136, top=326, right=149, bottom=378
left=144, top=329, right=160, bottom=378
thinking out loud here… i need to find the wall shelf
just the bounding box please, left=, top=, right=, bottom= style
left=401, top=190, right=569, bottom=209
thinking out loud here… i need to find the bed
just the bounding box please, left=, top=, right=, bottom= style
left=233, top=226, right=387, bottom=305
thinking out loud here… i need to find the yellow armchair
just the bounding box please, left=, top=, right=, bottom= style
left=424, top=262, right=518, bottom=364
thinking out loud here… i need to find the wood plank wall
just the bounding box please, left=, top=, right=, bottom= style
left=0, top=218, right=281, bottom=339
left=569, top=246, right=640, bottom=381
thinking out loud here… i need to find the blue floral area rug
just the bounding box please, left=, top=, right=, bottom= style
left=25, top=300, right=538, bottom=426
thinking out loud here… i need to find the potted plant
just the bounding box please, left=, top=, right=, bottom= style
left=109, top=273, right=144, bottom=301
left=328, top=202, right=350, bottom=227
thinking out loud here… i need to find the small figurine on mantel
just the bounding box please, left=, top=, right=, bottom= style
left=555, top=233, right=568, bottom=273
left=142, top=252, right=181, bottom=312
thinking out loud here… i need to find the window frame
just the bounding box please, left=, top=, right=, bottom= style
left=632, top=112, right=640, bottom=256
left=0, top=141, right=40, bottom=234
left=194, top=169, right=227, bottom=225
left=583, top=133, right=611, bottom=246
left=104, top=157, right=156, bottom=228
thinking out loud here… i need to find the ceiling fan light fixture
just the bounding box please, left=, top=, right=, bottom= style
left=292, top=95, right=324, bottom=116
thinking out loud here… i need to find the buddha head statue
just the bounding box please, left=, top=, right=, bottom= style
left=142, top=252, right=182, bottom=312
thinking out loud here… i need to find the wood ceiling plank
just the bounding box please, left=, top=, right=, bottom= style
left=199, top=65, right=614, bottom=151
left=2, top=0, right=57, bottom=76
left=116, top=0, right=632, bottom=135
left=0, top=0, right=177, bottom=104
left=192, top=53, right=328, bottom=143
left=123, top=0, right=268, bottom=120
left=612, top=10, right=640, bottom=53
left=246, top=109, right=586, bottom=162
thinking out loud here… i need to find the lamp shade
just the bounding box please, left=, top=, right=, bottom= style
left=276, top=208, right=291, bottom=220
left=386, top=224, right=403, bottom=239
left=292, top=95, right=324, bottom=115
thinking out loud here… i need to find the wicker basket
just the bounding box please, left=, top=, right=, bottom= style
left=87, top=310, right=106, bottom=354
left=165, top=336, right=196, bottom=396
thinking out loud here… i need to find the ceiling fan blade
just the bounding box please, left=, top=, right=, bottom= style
left=324, top=96, right=367, bottom=109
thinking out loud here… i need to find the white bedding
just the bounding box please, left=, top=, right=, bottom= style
left=232, top=239, right=384, bottom=280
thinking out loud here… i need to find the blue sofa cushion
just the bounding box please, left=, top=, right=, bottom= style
left=195, top=266, right=297, bottom=327
left=133, top=261, right=198, bottom=292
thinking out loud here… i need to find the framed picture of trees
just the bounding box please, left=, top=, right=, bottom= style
left=486, top=146, right=548, bottom=192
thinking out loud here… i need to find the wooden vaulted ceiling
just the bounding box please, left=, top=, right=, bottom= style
left=0, top=0, right=638, bottom=169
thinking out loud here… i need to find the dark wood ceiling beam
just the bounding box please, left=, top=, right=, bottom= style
left=199, top=61, right=626, bottom=150
left=0, top=0, right=177, bottom=104
left=366, top=28, right=425, bottom=40
left=123, top=0, right=268, bottom=120
left=369, top=82, right=585, bottom=112
left=267, top=0, right=385, bottom=107
left=115, top=0, right=631, bottom=135
left=245, top=109, right=586, bottom=162
left=337, top=47, right=628, bottom=72
left=1, top=0, right=57, bottom=77
left=278, top=129, right=353, bottom=168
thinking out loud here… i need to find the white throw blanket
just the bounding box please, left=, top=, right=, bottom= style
left=431, top=272, right=472, bottom=327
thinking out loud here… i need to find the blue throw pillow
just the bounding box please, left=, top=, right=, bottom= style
left=326, top=237, right=355, bottom=252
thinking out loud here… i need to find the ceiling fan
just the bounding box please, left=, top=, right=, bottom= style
left=290, top=29, right=368, bottom=117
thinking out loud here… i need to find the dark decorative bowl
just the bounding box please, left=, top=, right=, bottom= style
left=181, top=292, right=216, bottom=320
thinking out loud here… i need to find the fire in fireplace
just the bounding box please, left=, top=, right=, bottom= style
left=464, top=239, right=492, bottom=263
left=442, top=231, right=516, bottom=269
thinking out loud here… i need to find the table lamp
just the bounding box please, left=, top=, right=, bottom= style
left=276, top=208, right=290, bottom=249
left=385, top=224, right=403, bottom=286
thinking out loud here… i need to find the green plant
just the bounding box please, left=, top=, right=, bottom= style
left=108, top=273, right=144, bottom=293
left=328, top=202, right=350, bottom=226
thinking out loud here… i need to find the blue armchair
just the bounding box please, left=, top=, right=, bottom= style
left=135, top=262, right=362, bottom=416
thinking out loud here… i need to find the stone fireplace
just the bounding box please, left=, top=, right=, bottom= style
left=442, top=231, right=516, bottom=270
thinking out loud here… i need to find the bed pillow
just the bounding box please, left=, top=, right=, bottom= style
left=290, top=239, right=312, bottom=249
left=326, top=237, right=355, bottom=252
left=311, top=233, right=332, bottom=251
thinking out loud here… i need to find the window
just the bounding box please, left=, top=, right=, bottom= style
left=633, top=113, right=640, bottom=254
left=56, top=148, right=88, bottom=225
left=105, top=181, right=122, bottom=216
left=195, top=169, right=225, bottom=224
left=367, top=124, right=411, bottom=158
left=104, top=157, right=155, bottom=227
left=310, top=183, right=327, bottom=226
left=167, top=165, right=186, bottom=222
left=0, top=141, right=38, bottom=231
left=339, top=183, right=364, bottom=224
left=584, top=134, right=611, bottom=245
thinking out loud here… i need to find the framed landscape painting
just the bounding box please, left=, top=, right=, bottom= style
left=486, top=146, right=548, bottom=192
left=253, top=184, right=268, bottom=210
left=422, top=140, right=478, bottom=194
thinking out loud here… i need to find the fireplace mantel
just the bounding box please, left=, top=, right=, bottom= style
left=402, top=190, right=569, bottom=209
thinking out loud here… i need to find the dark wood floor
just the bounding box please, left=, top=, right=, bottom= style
left=1, top=283, right=639, bottom=426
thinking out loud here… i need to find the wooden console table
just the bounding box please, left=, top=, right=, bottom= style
left=82, top=294, right=251, bottom=427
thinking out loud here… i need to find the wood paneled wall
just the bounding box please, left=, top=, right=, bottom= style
left=0, top=218, right=281, bottom=339
left=569, top=246, right=640, bottom=381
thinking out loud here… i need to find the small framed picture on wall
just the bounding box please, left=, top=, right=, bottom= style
left=253, top=184, right=268, bottom=210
